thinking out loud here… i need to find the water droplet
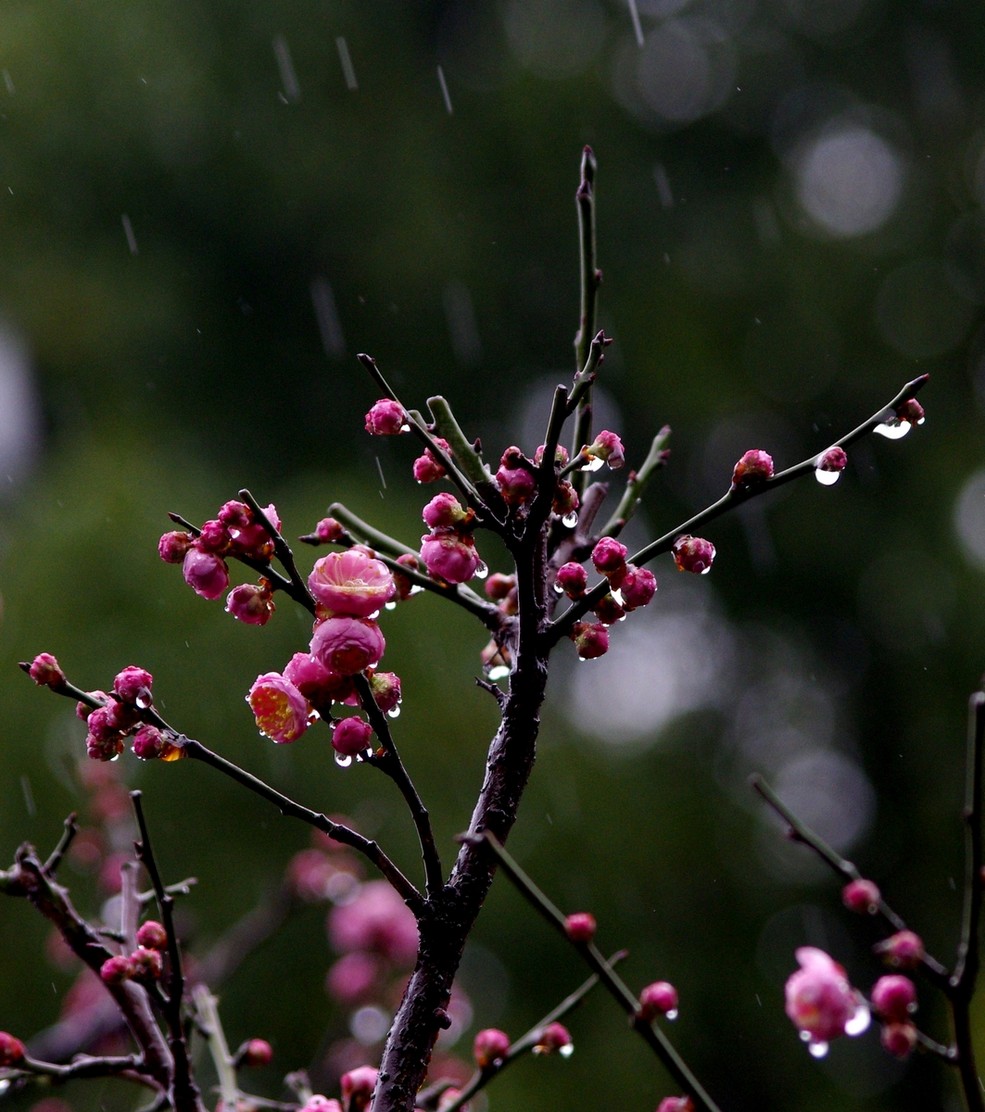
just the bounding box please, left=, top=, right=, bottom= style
left=135, top=693, right=152, bottom=709
left=807, top=1040, right=829, bottom=1059
left=580, top=457, right=604, bottom=472
left=814, top=468, right=842, bottom=486
left=334, top=753, right=353, bottom=768
left=665, top=1008, right=678, bottom=1021
left=475, top=561, right=489, bottom=579
left=409, top=584, right=424, bottom=596
left=873, top=421, right=911, bottom=440
left=486, top=663, right=510, bottom=681
left=387, top=705, right=401, bottom=719
left=562, top=511, right=578, bottom=528
left=558, top=1043, right=574, bottom=1058
left=845, top=1000, right=871, bottom=1037
left=384, top=600, right=397, bottom=610
left=553, top=581, right=565, bottom=594
left=611, top=588, right=625, bottom=606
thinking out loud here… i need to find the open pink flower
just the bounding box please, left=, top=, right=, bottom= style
left=785, top=947, right=860, bottom=1045
left=308, top=549, right=396, bottom=617
left=310, top=616, right=386, bottom=676
left=247, top=672, right=311, bottom=743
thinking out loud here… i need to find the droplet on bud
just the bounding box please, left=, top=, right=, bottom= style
left=334, top=753, right=353, bottom=768
left=475, top=561, right=489, bottom=579
left=814, top=468, right=842, bottom=486
left=807, top=1039, right=829, bottom=1059
left=562, top=510, right=578, bottom=528
left=579, top=456, right=605, bottom=472
left=873, top=421, right=911, bottom=440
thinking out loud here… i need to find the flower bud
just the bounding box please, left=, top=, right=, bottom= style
left=593, top=594, right=625, bottom=625
left=412, top=438, right=450, bottom=483
left=309, top=550, right=396, bottom=618
left=100, top=954, right=134, bottom=984
left=113, top=665, right=154, bottom=706
left=672, top=536, right=716, bottom=575
left=239, top=1037, right=274, bottom=1067
left=0, top=1032, right=25, bottom=1067
left=182, top=546, right=230, bottom=600
left=564, top=912, right=597, bottom=943
left=333, top=716, right=374, bottom=757
left=340, top=1065, right=378, bottom=1112
left=136, top=920, right=168, bottom=951
left=485, top=572, right=516, bottom=601
left=871, top=974, right=917, bottom=1022
left=300, top=1097, right=342, bottom=1112
left=473, top=1027, right=510, bottom=1069
left=897, top=398, right=925, bottom=425
left=656, top=1098, right=694, bottom=1112
left=129, top=946, right=163, bottom=982
left=619, top=565, right=657, bottom=610
left=495, top=446, right=537, bottom=505
left=815, top=445, right=848, bottom=475
left=842, top=878, right=880, bottom=914
left=315, top=517, right=345, bottom=543
left=422, top=492, right=471, bottom=530
left=584, top=430, right=625, bottom=470
left=731, top=449, right=774, bottom=490
left=226, top=583, right=276, bottom=626
left=364, top=398, right=407, bottom=435
left=570, top=621, right=609, bottom=660
left=310, top=617, right=386, bottom=676
left=874, top=930, right=924, bottom=969
left=27, top=652, right=66, bottom=688
left=158, top=530, right=193, bottom=564
left=369, top=671, right=402, bottom=716
left=419, top=530, right=482, bottom=585
left=880, top=1021, right=917, bottom=1059
left=785, top=947, right=858, bottom=1044
left=132, top=724, right=175, bottom=761
left=638, top=981, right=679, bottom=1021
left=591, top=537, right=628, bottom=577
left=533, top=1021, right=572, bottom=1055
left=217, top=500, right=252, bottom=529
left=555, top=562, right=588, bottom=598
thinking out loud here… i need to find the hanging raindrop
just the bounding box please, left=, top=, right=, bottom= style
left=579, top=457, right=604, bottom=473
left=807, top=1040, right=829, bottom=1059
left=873, top=421, right=911, bottom=440
left=475, top=561, right=489, bottom=579
left=814, top=468, right=842, bottom=486
left=562, top=511, right=578, bottom=528
left=334, top=753, right=353, bottom=768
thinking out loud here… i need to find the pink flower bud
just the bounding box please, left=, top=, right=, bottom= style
left=619, top=565, right=657, bottom=610
left=228, top=504, right=281, bottom=560
left=842, top=878, right=880, bottom=914
left=412, top=438, right=451, bottom=483
left=874, top=930, right=924, bottom=969
left=553, top=479, right=579, bottom=519
left=816, top=445, right=848, bottom=474
left=638, top=981, right=679, bottom=1021
left=113, top=665, right=154, bottom=706
left=239, top=1037, right=273, bottom=1067
left=570, top=621, right=609, bottom=660
left=473, top=1027, right=511, bottom=1069
left=534, top=1021, right=572, bottom=1055
left=100, top=955, right=133, bottom=984
left=564, top=912, right=597, bottom=943
left=310, top=617, right=386, bottom=676
left=731, top=449, right=774, bottom=490
left=585, top=429, right=625, bottom=470
left=328, top=879, right=419, bottom=963
left=591, top=537, right=628, bottom=576
left=326, top=952, right=382, bottom=1004
left=129, top=946, right=163, bottom=982
left=86, top=732, right=126, bottom=762
left=300, top=1097, right=342, bottom=1112
left=182, top=546, right=230, bottom=600
left=340, top=1065, right=378, bottom=1111
left=422, top=492, right=471, bottom=530
left=217, top=500, right=251, bottom=528
left=158, top=529, right=193, bottom=564
left=136, top=920, right=168, bottom=951
left=332, top=716, right=374, bottom=757
left=485, top=572, right=516, bottom=601
left=247, top=673, right=311, bottom=743
left=535, top=443, right=569, bottom=467
left=0, top=1032, right=25, bottom=1067
left=897, top=398, right=925, bottom=425
left=197, top=518, right=231, bottom=553
left=871, top=975, right=917, bottom=1022
left=495, top=446, right=537, bottom=505
left=309, top=550, right=396, bottom=618
left=364, top=398, right=407, bottom=435
left=785, top=947, right=859, bottom=1044
left=420, top=530, right=482, bottom=584
left=656, top=1098, right=694, bottom=1112
left=315, top=517, right=345, bottom=543
left=369, top=671, right=402, bottom=715
left=672, top=535, right=716, bottom=575
left=880, top=1021, right=917, bottom=1059
left=594, top=593, right=625, bottom=625
left=77, top=691, right=109, bottom=720
left=225, top=582, right=276, bottom=625
left=555, top=562, right=588, bottom=598
left=132, top=724, right=170, bottom=760
left=27, top=653, right=66, bottom=688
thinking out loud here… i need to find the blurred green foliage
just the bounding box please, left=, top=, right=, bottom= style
left=2, top=2, right=985, bottom=1110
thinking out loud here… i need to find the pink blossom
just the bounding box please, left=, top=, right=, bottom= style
left=871, top=975, right=917, bottom=1022
left=594, top=593, right=625, bottom=625
left=326, top=951, right=382, bottom=1004
left=158, top=530, right=193, bottom=563
left=228, top=503, right=281, bottom=559
left=239, top=1038, right=273, bottom=1068
left=333, top=716, right=374, bottom=757
left=419, top=530, right=482, bottom=584
left=315, top=516, right=345, bottom=543
left=784, top=947, right=858, bottom=1044
left=555, top=562, right=588, bottom=598
left=842, top=878, right=880, bottom=914
left=247, top=672, right=311, bottom=743
left=308, top=549, right=396, bottom=617
left=570, top=620, right=609, bottom=660
left=619, top=565, right=657, bottom=610
left=182, top=546, right=229, bottom=600
left=816, top=445, right=848, bottom=474
left=135, top=921, right=168, bottom=950
left=364, top=398, right=407, bottom=435
left=672, top=536, right=716, bottom=575
left=340, top=1066, right=378, bottom=1112
left=495, top=446, right=537, bottom=505
left=368, top=670, right=402, bottom=715
left=534, top=1021, right=572, bottom=1054
left=585, top=429, right=625, bottom=469
left=27, top=653, right=65, bottom=689
left=564, top=912, right=596, bottom=943
left=132, top=724, right=175, bottom=761
left=874, top=930, right=925, bottom=969
left=897, top=398, right=925, bottom=425
left=473, top=1027, right=510, bottom=1069
left=225, top=582, right=276, bottom=625
left=731, top=449, right=774, bottom=490
left=412, top=437, right=451, bottom=483
left=310, top=616, right=386, bottom=676
left=283, top=652, right=351, bottom=702
left=656, top=1099, right=694, bottom=1112
left=422, top=491, right=470, bottom=529
left=113, top=665, right=154, bottom=706
left=217, top=500, right=252, bottom=529
left=328, top=879, right=420, bottom=964
left=638, top=981, right=679, bottom=1021
left=591, top=537, right=628, bottom=576
left=299, top=1098, right=343, bottom=1112
left=196, top=518, right=230, bottom=553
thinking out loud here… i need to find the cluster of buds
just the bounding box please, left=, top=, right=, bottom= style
left=159, top=499, right=281, bottom=611
left=248, top=548, right=400, bottom=753
left=419, top=492, right=483, bottom=585
left=99, top=919, right=169, bottom=985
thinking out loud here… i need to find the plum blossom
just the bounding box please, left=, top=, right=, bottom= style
left=785, top=947, right=864, bottom=1047
left=308, top=549, right=396, bottom=618
left=182, top=547, right=229, bottom=600
left=247, top=672, right=311, bottom=743
left=731, top=449, right=774, bottom=490
left=364, top=398, right=407, bottom=435
left=310, top=616, right=386, bottom=676
left=420, top=530, right=482, bottom=584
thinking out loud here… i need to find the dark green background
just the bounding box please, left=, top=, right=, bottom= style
left=2, top=2, right=984, bottom=1109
